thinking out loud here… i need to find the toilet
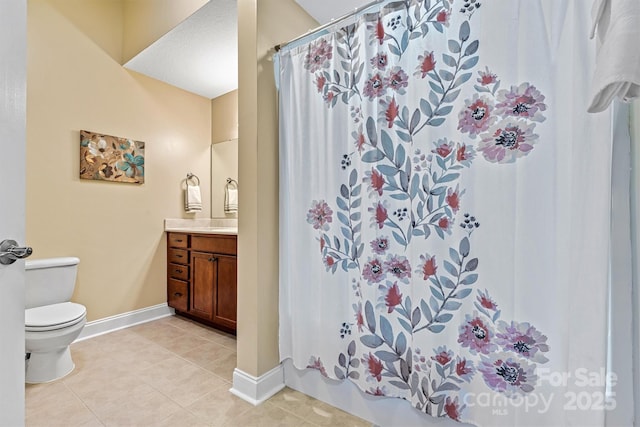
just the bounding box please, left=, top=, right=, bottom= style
left=24, top=257, right=86, bottom=383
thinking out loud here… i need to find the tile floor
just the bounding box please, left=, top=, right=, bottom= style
left=25, top=315, right=370, bottom=427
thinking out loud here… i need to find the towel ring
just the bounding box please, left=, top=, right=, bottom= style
left=226, top=178, right=238, bottom=187
left=186, top=173, right=200, bottom=186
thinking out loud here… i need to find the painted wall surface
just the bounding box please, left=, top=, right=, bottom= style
left=212, top=90, right=239, bottom=143
left=122, top=0, right=208, bottom=64
left=46, top=0, right=124, bottom=63
left=211, top=91, right=238, bottom=218
left=237, top=0, right=318, bottom=377
left=26, top=0, right=212, bottom=321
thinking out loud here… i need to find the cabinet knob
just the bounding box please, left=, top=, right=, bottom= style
left=209, top=256, right=218, bottom=262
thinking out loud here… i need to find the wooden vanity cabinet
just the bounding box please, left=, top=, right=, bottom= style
left=166, top=232, right=237, bottom=333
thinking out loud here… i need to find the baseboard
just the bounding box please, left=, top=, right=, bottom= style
left=229, top=365, right=285, bottom=406
left=76, top=303, right=174, bottom=341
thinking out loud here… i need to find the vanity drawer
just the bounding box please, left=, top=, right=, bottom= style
left=168, top=233, right=188, bottom=248
left=168, top=279, right=188, bottom=312
left=168, top=263, right=189, bottom=280
left=191, top=235, right=237, bottom=255
left=168, top=248, right=189, bottom=265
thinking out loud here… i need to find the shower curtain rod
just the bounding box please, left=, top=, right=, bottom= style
left=274, top=0, right=386, bottom=52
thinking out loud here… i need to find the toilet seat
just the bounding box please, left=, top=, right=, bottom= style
left=25, top=302, right=86, bottom=332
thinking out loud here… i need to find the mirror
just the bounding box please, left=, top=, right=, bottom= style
left=211, top=139, right=238, bottom=218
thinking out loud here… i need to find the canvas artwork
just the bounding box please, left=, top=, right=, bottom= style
left=80, top=130, right=145, bottom=184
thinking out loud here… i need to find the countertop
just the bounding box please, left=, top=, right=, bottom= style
left=164, top=218, right=238, bottom=235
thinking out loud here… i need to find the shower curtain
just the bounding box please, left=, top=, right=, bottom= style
left=278, top=1, right=631, bottom=425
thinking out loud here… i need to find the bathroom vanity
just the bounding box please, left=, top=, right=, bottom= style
left=165, top=221, right=237, bottom=333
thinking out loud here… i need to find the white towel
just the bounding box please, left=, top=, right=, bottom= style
left=588, top=0, right=640, bottom=113
left=225, top=187, right=238, bottom=214
left=185, top=185, right=202, bottom=213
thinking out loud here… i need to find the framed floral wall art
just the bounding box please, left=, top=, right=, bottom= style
left=80, top=130, right=145, bottom=184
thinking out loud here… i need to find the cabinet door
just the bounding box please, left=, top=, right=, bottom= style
left=213, top=255, right=237, bottom=330
left=190, top=252, right=216, bottom=320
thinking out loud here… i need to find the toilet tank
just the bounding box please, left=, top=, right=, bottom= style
left=25, top=257, right=80, bottom=309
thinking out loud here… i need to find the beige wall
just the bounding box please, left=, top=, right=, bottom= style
left=237, top=0, right=317, bottom=377
left=212, top=90, right=238, bottom=143
left=211, top=91, right=238, bottom=218
left=27, top=0, right=212, bottom=321
left=122, top=0, right=208, bottom=64
left=45, top=0, right=125, bottom=63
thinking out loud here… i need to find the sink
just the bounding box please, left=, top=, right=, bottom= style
left=164, top=219, right=238, bottom=235
left=166, top=226, right=237, bottom=235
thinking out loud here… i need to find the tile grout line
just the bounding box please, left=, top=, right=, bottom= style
left=126, top=322, right=238, bottom=424
left=129, top=319, right=363, bottom=425
left=143, top=319, right=251, bottom=425
left=128, top=328, right=236, bottom=385
left=132, top=329, right=239, bottom=427
left=156, top=317, right=238, bottom=349
left=62, top=324, right=219, bottom=426
left=263, top=400, right=323, bottom=427
left=131, top=319, right=238, bottom=353
left=26, top=318, right=235, bottom=426
left=27, top=317, right=367, bottom=427
left=266, top=389, right=368, bottom=427
left=61, top=380, right=106, bottom=426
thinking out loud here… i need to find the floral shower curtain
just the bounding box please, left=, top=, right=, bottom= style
left=278, top=1, right=627, bottom=425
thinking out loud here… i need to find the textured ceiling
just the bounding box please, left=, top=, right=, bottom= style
left=124, top=0, right=370, bottom=100
left=124, top=0, right=237, bottom=100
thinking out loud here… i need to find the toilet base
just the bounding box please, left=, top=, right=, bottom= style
left=25, top=346, right=75, bottom=384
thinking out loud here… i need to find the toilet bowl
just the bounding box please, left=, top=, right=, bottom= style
left=24, top=257, right=86, bottom=383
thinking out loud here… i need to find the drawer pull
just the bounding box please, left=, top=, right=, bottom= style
left=174, top=292, right=183, bottom=297
left=176, top=254, right=183, bottom=258
left=175, top=269, right=183, bottom=273
left=175, top=239, right=183, bottom=243
left=209, top=257, right=218, bottom=262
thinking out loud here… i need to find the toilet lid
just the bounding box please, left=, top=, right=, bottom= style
left=25, top=302, right=86, bottom=331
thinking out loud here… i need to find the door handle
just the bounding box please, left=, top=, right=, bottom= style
left=0, top=239, right=33, bottom=265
